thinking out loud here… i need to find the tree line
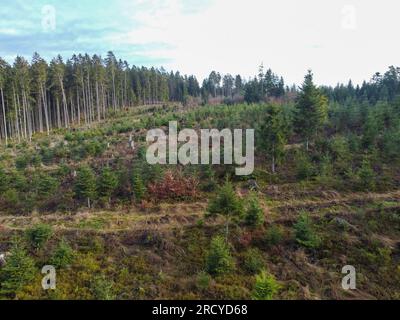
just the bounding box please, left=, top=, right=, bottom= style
left=1, top=51, right=400, bottom=145
left=0, top=51, right=201, bottom=143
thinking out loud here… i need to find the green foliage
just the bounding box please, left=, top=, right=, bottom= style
left=295, top=151, right=315, bottom=180
left=74, top=165, right=97, bottom=206
left=259, top=104, right=287, bottom=173
left=244, top=194, right=264, bottom=227
left=0, top=242, right=36, bottom=297
left=196, top=271, right=211, bottom=290
left=264, top=225, right=284, bottom=247
left=243, top=248, right=264, bottom=274
left=294, top=71, right=328, bottom=149
left=91, top=275, right=115, bottom=300
left=252, top=270, right=280, bottom=300
left=207, top=180, right=244, bottom=218
left=98, top=167, right=118, bottom=200
left=0, top=165, right=9, bottom=192
left=26, top=224, right=53, bottom=249
left=32, top=172, right=60, bottom=199
left=131, top=170, right=146, bottom=202
left=50, top=239, right=75, bottom=268
left=357, top=159, right=376, bottom=191
left=206, top=236, right=234, bottom=276
left=293, top=212, right=321, bottom=249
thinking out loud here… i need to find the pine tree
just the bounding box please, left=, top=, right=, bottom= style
left=0, top=242, right=36, bottom=298
left=206, top=235, right=234, bottom=276
left=74, top=165, right=97, bottom=208
left=207, top=180, right=244, bottom=239
left=295, top=71, right=328, bottom=151
left=259, top=104, right=287, bottom=173
left=132, top=171, right=146, bottom=203
left=98, top=166, right=118, bottom=203
left=252, top=270, right=280, bottom=300
left=245, top=194, right=264, bottom=227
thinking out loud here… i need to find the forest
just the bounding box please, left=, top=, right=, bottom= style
left=0, top=52, right=399, bottom=300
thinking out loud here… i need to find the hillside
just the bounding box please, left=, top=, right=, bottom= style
left=0, top=98, right=399, bottom=300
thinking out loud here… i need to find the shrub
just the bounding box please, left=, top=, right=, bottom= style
left=26, top=224, right=53, bottom=249
left=91, top=275, right=115, bottom=300
left=0, top=242, right=36, bottom=298
left=74, top=165, right=97, bottom=208
left=148, top=171, right=199, bottom=200
left=252, top=270, right=280, bottom=300
left=33, top=172, right=60, bottom=199
left=293, top=212, right=320, bottom=249
left=50, top=239, right=75, bottom=268
left=295, top=152, right=315, bottom=180
left=196, top=271, right=211, bottom=290
left=244, top=194, right=264, bottom=227
left=132, top=171, right=146, bottom=202
left=207, top=180, right=244, bottom=217
left=206, top=236, right=234, bottom=276
left=0, top=166, right=10, bottom=192
left=264, top=225, right=284, bottom=246
left=243, top=248, right=264, bottom=274
left=15, top=154, right=30, bottom=170
left=357, top=159, right=376, bottom=191
left=98, top=167, right=118, bottom=201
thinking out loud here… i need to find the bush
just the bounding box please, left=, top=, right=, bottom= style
left=91, top=275, right=115, bottom=300
left=264, top=225, right=284, bottom=246
left=357, top=159, right=376, bottom=191
left=252, top=270, right=280, bottom=300
left=243, top=248, right=264, bottom=274
left=50, top=239, right=75, bottom=268
left=26, top=224, right=53, bottom=249
left=0, top=165, right=10, bottom=192
left=244, top=194, right=264, bottom=227
left=293, top=212, right=320, bottom=249
left=206, top=236, right=234, bottom=276
left=15, top=154, right=30, bottom=170
left=148, top=170, right=198, bottom=200
left=196, top=271, right=211, bottom=290
left=0, top=242, right=36, bottom=298
left=295, top=152, right=315, bottom=180
left=98, top=167, right=118, bottom=201
left=207, top=180, right=244, bottom=217
left=33, top=172, right=60, bottom=199
left=74, top=165, right=97, bottom=207
left=132, top=171, right=146, bottom=202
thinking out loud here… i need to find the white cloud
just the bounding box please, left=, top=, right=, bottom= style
left=116, top=0, right=400, bottom=86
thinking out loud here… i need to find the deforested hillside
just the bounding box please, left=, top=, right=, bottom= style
left=0, top=55, right=400, bottom=299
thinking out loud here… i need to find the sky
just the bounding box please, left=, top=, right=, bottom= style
left=0, top=0, right=399, bottom=86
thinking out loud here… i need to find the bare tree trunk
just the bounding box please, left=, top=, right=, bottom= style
left=96, top=81, right=100, bottom=122
left=1, top=87, right=8, bottom=145
left=76, top=87, right=81, bottom=125
left=41, top=85, right=50, bottom=135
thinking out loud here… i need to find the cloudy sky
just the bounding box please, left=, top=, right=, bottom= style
left=0, top=0, right=399, bottom=86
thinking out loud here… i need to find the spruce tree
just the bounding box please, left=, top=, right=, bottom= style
left=245, top=194, right=264, bottom=227
left=206, top=235, right=234, bottom=276
left=295, top=71, right=328, bottom=151
left=259, top=104, right=287, bottom=173
left=0, top=242, right=36, bottom=298
left=132, top=171, right=146, bottom=203
left=74, top=165, right=97, bottom=208
left=98, top=167, right=118, bottom=203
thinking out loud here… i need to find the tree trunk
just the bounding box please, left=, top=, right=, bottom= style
left=1, top=87, right=7, bottom=145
